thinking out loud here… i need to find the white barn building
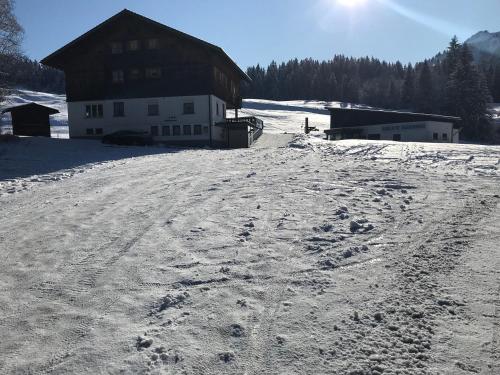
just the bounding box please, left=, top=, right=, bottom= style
left=324, top=107, right=461, bottom=143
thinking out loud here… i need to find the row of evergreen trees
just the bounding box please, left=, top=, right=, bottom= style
left=243, top=37, right=497, bottom=141
left=0, top=0, right=65, bottom=101
left=0, top=32, right=496, bottom=141
left=0, top=53, right=65, bottom=95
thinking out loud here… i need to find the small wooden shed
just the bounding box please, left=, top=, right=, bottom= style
left=2, top=102, right=59, bottom=137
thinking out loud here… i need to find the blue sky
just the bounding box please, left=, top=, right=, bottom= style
left=15, top=0, right=500, bottom=69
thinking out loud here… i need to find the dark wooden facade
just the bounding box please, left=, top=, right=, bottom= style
left=2, top=103, right=59, bottom=137
left=326, top=107, right=461, bottom=129
left=41, top=10, right=249, bottom=109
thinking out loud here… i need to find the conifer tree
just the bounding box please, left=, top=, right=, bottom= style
left=446, top=44, right=492, bottom=140
left=401, top=64, right=415, bottom=109
left=492, top=64, right=500, bottom=102
left=442, top=36, right=461, bottom=76
left=0, top=0, right=24, bottom=103
left=416, top=61, right=434, bottom=113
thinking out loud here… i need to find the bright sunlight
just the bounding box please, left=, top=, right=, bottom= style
left=337, top=0, right=367, bottom=7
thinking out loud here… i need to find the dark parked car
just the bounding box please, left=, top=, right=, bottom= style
left=102, top=130, right=154, bottom=146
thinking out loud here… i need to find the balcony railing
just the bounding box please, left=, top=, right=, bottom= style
left=224, top=116, right=264, bottom=129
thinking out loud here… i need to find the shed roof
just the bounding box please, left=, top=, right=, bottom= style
left=2, top=102, right=60, bottom=115
left=41, top=9, right=250, bottom=82
left=325, top=107, right=461, bottom=123
left=325, top=106, right=461, bottom=129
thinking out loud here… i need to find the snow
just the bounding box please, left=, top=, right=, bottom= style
left=1, top=92, right=500, bottom=374
left=230, top=99, right=371, bottom=135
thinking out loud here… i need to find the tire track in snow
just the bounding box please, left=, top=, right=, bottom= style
left=332, top=194, right=492, bottom=373
left=1, top=157, right=211, bottom=373
left=37, top=172, right=212, bottom=374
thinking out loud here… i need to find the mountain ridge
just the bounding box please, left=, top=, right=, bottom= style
left=465, top=30, right=500, bottom=60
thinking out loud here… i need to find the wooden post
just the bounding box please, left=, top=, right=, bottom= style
left=305, top=117, right=309, bottom=134
left=235, top=108, right=239, bottom=120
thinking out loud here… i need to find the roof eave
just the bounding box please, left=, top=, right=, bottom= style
left=324, top=107, right=461, bottom=122
left=2, top=103, right=60, bottom=114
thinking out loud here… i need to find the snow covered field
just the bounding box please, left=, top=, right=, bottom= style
left=1, top=92, right=500, bottom=374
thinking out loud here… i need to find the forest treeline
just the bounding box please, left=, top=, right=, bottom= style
left=243, top=37, right=498, bottom=141
left=0, top=53, right=65, bottom=94
left=0, top=0, right=64, bottom=101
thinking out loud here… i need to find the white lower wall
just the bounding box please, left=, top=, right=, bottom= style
left=68, top=95, right=228, bottom=144
left=210, top=96, right=227, bottom=143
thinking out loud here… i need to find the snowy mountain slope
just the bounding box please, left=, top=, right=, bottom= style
left=465, top=30, right=500, bottom=59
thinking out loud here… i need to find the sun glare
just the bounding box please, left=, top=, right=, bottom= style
left=337, top=0, right=366, bottom=7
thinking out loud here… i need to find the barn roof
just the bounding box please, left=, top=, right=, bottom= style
left=2, top=102, right=60, bottom=115
left=325, top=106, right=461, bottom=127
left=41, top=9, right=250, bottom=82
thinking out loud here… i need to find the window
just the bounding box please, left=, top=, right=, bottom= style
left=130, top=69, right=141, bottom=80
left=86, top=104, right=103, bottom=119
left=113, top=102, right=125, bottom=117
left=442, top=133, right=448, bottom=141
left=433, top=133, right=439, bottom=140
left=148, top=104, right=159, bottom=116
left=183, top=125, right=191, bottom=135
left=162, top=126, right=170, bottom=136
left=151, top=126, right=159, bottom=136
left=112, top=70, right=124, bottom=83
left=145, top=67, right=162, bottom=79
left=231, top=80, right=236, bottom=96
left=147, top=38, right=159, bottom=50
left=111, top=42, right=123, bottom=54
left=183, top=102, right=195, bottom=114
left=172, top=125, right=181, bottom=136
left=393, top=134, right=401, bottom=141
left=127, top=40, right=140, bottom=51
left=193, top=125, right=202, bottom=135
left=86, top=128, right=94, bottom=135
left=216, top=103, right=220, bottom=116
left=95, top=128, right=103, bottom=135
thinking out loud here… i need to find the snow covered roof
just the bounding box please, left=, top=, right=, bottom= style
left=2, top=102, right=60, bottom=115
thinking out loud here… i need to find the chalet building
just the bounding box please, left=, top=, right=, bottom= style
left=324, top=107, right=461, bottom=143
left=41, top=9, right=262, bottom=147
